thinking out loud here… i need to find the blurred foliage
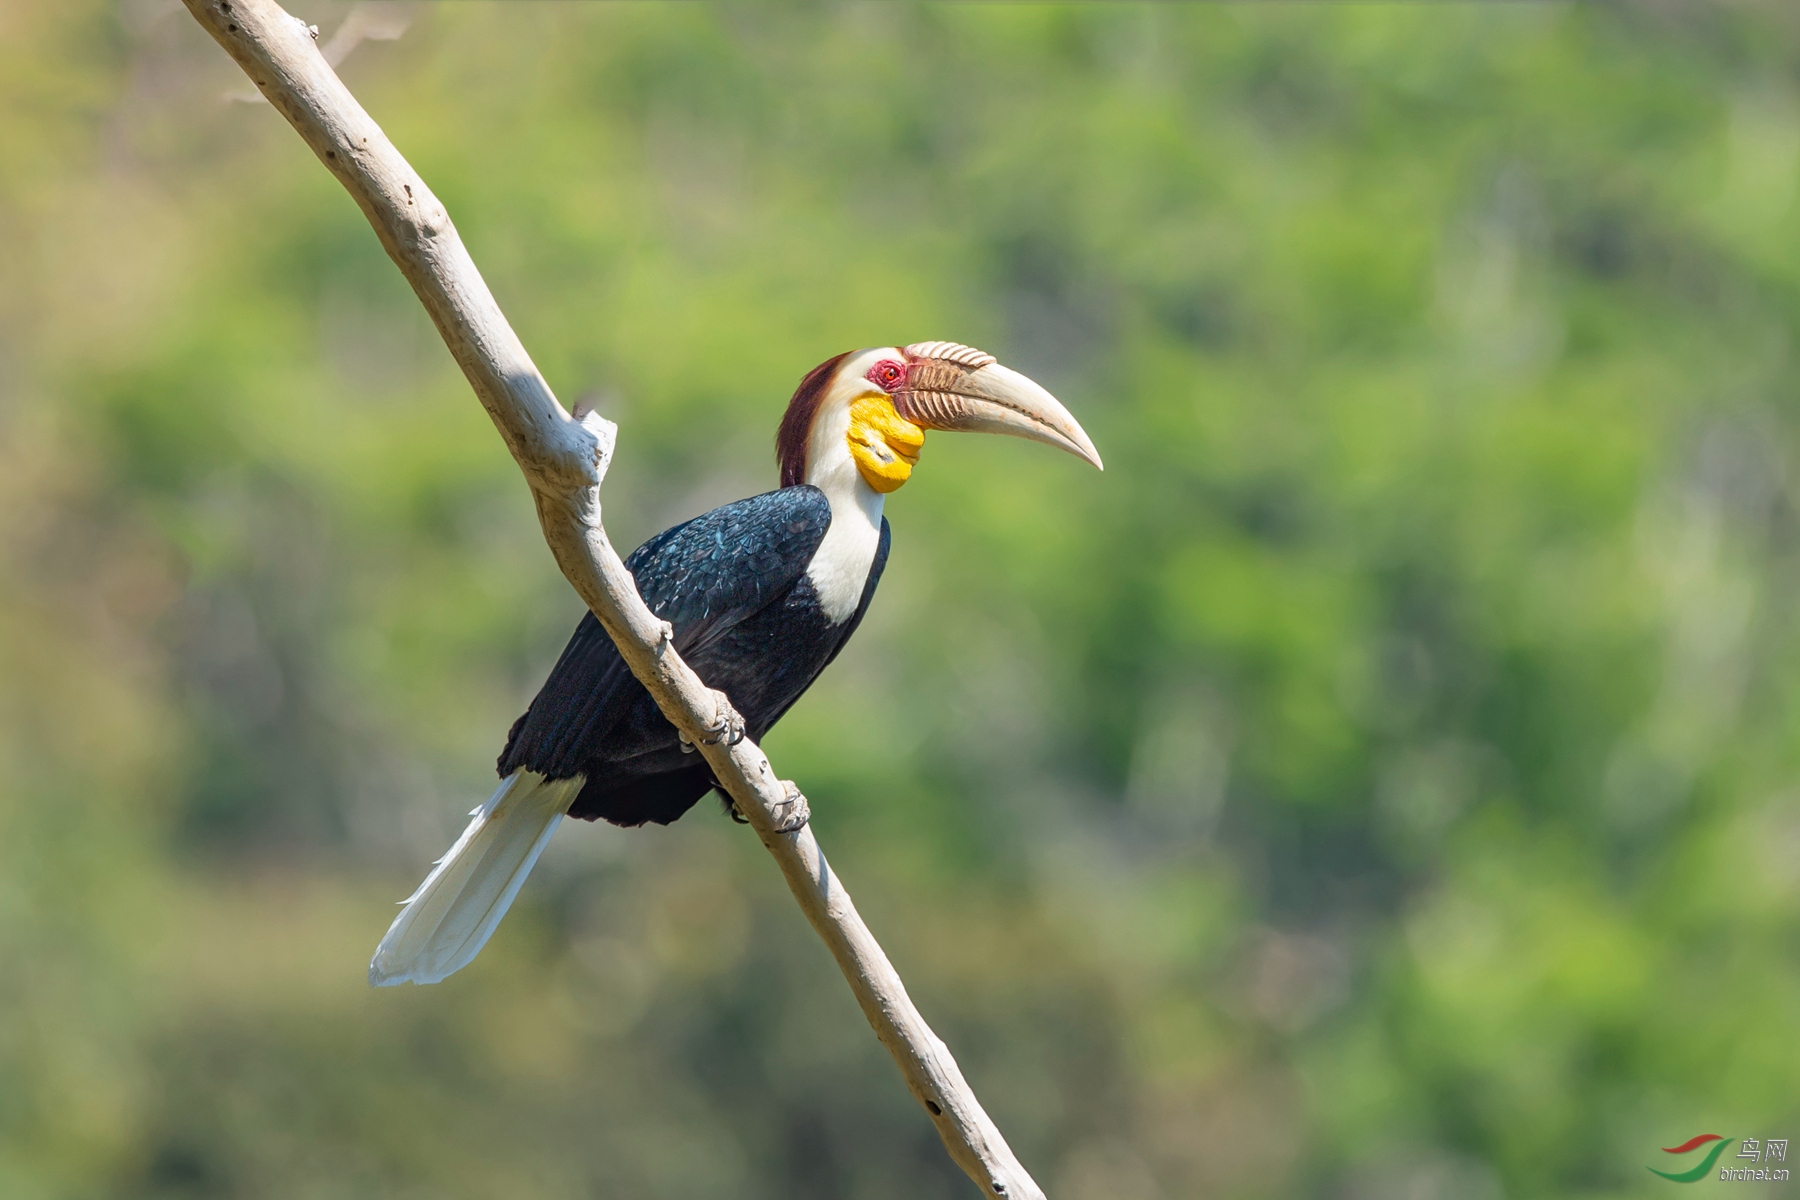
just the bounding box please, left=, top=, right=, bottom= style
left=3, top=1, right=1800, bottom=1197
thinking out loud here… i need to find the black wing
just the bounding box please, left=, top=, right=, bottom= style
left=498, top=486, right=832, bottom=780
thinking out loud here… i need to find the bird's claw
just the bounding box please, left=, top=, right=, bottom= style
left=770, top=781, right=810, bottom=834
left=696, top=689, right=745, bottom=747
left=723, top=783, right=805, bottom=831
left=677, top=690, right=744, bottom=753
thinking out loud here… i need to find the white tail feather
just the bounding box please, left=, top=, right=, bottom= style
left=369, top=770, right=582, bottom=987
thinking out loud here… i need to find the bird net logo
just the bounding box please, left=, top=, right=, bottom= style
left=1650, top=1135, right=1789, bottom=1183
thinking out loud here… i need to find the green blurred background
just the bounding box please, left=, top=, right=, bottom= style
left=4, top=2, right=1800, bottom=1196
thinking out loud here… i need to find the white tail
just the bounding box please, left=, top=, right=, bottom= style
left=369, top=770, right=582, bottom=987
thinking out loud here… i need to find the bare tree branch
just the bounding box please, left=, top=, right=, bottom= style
left=178, top=2, right=1045, bottom=1196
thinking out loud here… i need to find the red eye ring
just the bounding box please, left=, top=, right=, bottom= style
left=866, top=359, right=906, bottom=391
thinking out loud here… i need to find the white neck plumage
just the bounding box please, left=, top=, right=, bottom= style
left=803, top=390, right=885, bottom=625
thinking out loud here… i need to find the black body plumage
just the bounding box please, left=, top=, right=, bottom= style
left=498, top=485, right=890, bottom=827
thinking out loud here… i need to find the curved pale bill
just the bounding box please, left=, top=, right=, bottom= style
left=897, top=353, right=1104, bottom=470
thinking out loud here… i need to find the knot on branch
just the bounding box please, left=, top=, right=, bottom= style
left=572, top=404, right=618, bottom=472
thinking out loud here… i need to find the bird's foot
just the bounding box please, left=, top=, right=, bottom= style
left=770, top=781, right=810, bottom=834
left=678, top=690, right=743, bottom=754
left=696, top=689, right=746, bottom=747
left=723, top=783, right=807, bottom=831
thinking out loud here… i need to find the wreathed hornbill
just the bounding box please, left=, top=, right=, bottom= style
left=370, top=342, right=1101, bottom=986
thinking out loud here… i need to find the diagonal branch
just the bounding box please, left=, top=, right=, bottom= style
left=178, top=3, right=1045, bottom=1197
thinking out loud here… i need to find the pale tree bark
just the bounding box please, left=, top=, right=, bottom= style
left=178, top=2, right=1046, bottom=1197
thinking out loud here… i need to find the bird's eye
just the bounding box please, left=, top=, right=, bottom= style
left=867, top=360, right=906, bottom=391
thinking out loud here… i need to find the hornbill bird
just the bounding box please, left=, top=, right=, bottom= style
left=370, top=342, right=1101, bottom=986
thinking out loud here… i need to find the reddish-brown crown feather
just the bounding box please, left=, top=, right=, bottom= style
left=775, top=351, right=849, bottom=488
